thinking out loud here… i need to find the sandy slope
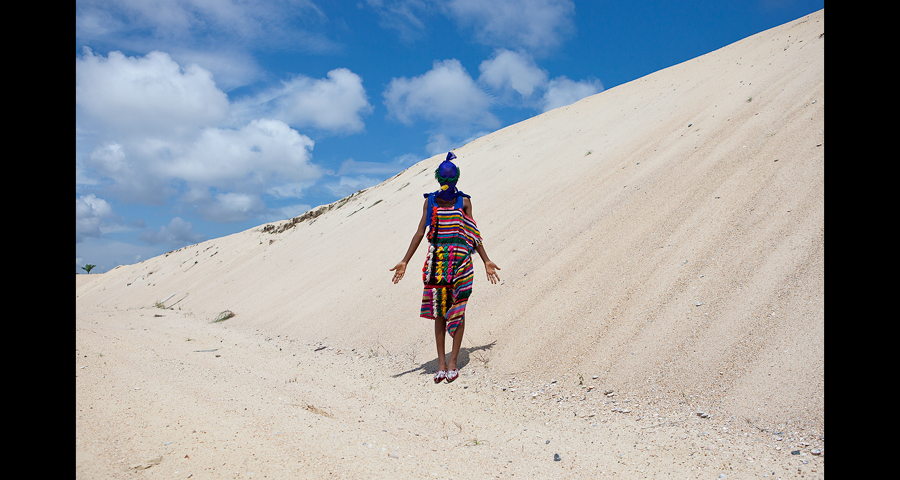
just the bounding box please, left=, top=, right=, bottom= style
left=76, top=10, right=824, bottom=479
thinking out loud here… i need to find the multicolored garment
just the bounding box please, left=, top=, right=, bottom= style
left=420, top=191, right=482, bottom=337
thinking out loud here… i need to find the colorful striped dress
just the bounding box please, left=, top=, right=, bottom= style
left=420, top=192, right=483, bottom=337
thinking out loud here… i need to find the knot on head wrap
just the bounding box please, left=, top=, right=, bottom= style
left=435, top=152, right=460, bottom=200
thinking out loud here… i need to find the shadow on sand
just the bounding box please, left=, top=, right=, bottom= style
left=391, top=340, right=497, bottom=379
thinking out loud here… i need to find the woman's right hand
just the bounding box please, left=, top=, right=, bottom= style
left=484, top=261, right=501, bottom=284
left=390, top=262, right=407, bottom=284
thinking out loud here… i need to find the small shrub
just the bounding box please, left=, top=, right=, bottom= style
left=213, top=310, right=235, bottom=323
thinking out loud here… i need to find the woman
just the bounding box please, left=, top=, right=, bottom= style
left=390, top=152, right=501, bottom=383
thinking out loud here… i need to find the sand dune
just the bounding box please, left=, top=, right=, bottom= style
left=76, top=10, right=823, bottom=479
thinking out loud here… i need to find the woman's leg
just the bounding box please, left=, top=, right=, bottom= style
left=448, top=319, right=464, bottom=371
left=434, top=316, right=448, bottom=371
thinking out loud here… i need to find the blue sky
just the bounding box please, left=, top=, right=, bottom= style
left=76, top=0, right=824, bottom=274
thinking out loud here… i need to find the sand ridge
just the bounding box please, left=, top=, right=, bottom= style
left=77, top=9, right=824, bottom=479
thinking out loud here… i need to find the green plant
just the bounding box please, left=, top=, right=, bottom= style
left=82, top=264, right=96, bottom=274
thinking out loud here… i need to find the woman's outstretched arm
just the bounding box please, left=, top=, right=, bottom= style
left=390, top=200, right=429, bottom=284
left=464, top=198, right=501, bottom=284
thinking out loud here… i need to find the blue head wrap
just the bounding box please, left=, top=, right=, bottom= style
left=435, top=152, right=459, bottom=201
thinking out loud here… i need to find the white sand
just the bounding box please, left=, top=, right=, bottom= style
left=76, top=10, right=824, bottom=479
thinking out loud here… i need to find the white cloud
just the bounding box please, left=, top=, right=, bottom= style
left=76, top=194, right=119, bottom=242
left=541, top=76, right=603, bottom=112
left=75, top=48, right=230, bottom=139
left=478, top=49, right=548, bottom=99
left=84, top=139, right=176, bottom=204
left=233, top=68, right=373, bottom=134
left=162, top=119, right=320, bottom=192
left=138, top=217, right=205, bottom=245
left=383, top=59, right=498, bottom=133
left=76, top=50, right=333, bottom=219
left=477, top=48, right=602, bottom=116
left=87, top=142, right=127, bottom=176
left=81, top=116, right=323, bottom=212
left=156, top=119, right=323, bottom=221
left=444, top=0, right=575, bottom=54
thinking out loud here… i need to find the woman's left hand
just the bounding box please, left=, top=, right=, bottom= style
left=390, top=262, right=407, bottom=284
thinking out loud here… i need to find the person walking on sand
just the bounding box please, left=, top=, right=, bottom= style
left=390, top=152, right=501, bottom=384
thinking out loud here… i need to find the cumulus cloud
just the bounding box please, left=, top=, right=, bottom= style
left=83, top=140, right=176, bottom=205
left=75, top=48, right=230, bottom=139
left=76, top=194, right=119, bottom=242
left=233, top=68, right=373, bottom=134
left=444, top=0, right=575, bottom=54
left=110, top=118, right=323, bottom=220
left=87, top=142, right=127, bottom=177
left=478, top=49, right=548, bottom=99
left=161, top=119, right=320, bottom=192
left=383, top=59, right=498, bottom=133
left=138, top=217, right=205, bottom=245
left=476, top=48, right=602, bottom=114
left=541, top=76, right=604, bottom=112
left=75, top=50, right=340, bottom=221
